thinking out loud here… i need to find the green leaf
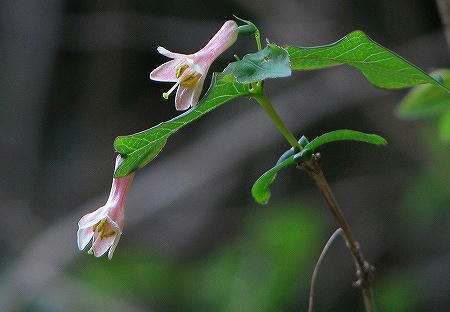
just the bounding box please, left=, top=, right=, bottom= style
left=286, top=31, right=449, bottom=91
left=223, top=44, right=291, bottom=83
left=252, top=130, right=385, bottom=205
left=114, top=74, right=251, bottom=177
left=397, top=69, right=450, bottom=119
left=251, top=148, right=311, bottom=204
left=304, top=129, right=387, bottom=150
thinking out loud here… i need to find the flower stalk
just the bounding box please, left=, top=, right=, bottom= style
left=251, top=87, right=302, bottom=150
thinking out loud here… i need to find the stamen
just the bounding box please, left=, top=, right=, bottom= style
left=101, top=230, right=116, bottom=238
left=163, top=81, right=180, bottom=99
left=88, top=233, right=102, bottom=254
left=180, top=73, right=200, bottom=88
left=96, top=219, right=107, bottom=232
left=176, top=64, right=189, bottom=78
left=92, top=219, right=105, bottom=231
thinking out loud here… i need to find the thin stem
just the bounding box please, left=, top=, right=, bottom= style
left=252, top=84, right=375, bottom=310
left=299, top=156, right=375, bottom=312
left=308, top=228, right=343, bottom=312
left=252, top=90, right=301, bottom=150
left=255, top=30, right=262, bottom=51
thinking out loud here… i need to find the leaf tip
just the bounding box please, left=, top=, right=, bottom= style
left=251, top=181, right=271, bottom=205
left=253, top=194, right=270, bottom=205
left=374, top=135, right=388, bottom=145
left=113, top=136, right=125, bottom=152
left=349, top=29, right=368, bottom=38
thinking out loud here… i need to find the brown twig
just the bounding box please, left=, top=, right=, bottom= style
left=299, top=154, right=375, bottom=312
left=308, top=228, right=343, bottom=312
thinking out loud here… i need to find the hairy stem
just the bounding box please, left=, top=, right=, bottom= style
left=299, top=155, right=375, bottom=312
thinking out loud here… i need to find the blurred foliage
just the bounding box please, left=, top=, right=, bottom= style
left=74, top=203, right=325, bottom=311
left=375, top=272, right=422, bottom=312
left=400, top=122, right=450, bottom=228
left=397, top=68, right=450, bottom=143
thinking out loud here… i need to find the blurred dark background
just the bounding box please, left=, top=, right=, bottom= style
left=0, top=0, right=449, bottom=311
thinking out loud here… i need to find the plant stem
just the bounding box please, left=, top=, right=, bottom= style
left=255, top=30, right=262, bottom=51
left=252, top=90, right=301, bottom=150
left=308, top=228, right=343, bottom=312
left=299, top=155, right=375, bottom=312
left=254, top=88, right=375, bottom=310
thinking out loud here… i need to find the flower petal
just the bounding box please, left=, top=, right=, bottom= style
left=92, top=234, right=116, bottom=258
left=150, top=59, right=183, bottom=82
left=78, top=206, right=107, bottom=229
left=186, top=58, right=204, bottom=75
left=157, top=46, right=186, bottom=59
left=196, top=20, right=238, bottom=59
left=175, top=85, right=196, bottom=111
left=108, top=233, right=122, bottom=260
left=77, top=227, right=94, bottom=250
left=104, top=216, right=122, bottom=234
left=191, top=75, right=206, bottom=106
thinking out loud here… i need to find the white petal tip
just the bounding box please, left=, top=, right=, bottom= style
left=186, top=58, right=204, bottom=75
left=77, top=228, right=94, bottom=251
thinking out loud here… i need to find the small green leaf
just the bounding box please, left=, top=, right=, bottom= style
left=304, top=129, right=387, bottom=151
left=276, top=148, right=295, bottom=165
left=251, top=157, right=294, bottom=205
left=252, top=148, right=311, bottom=204
left=298, top=135, right=309, bottom=148
left=234, top=15, right=259, bottom=36
left=286, top=31, right=449, bottom=91
left=223, top=44, right=291, bottom=83
left=252, top=130, right=385, bottom=205
left=114, top=74, right=251, bottom=177
left=397, top=69, right=450, bottom=119
left=293, top=148, right=313, bottom=162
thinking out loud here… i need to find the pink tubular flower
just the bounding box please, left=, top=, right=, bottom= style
left=77, top=155, right=135, bottom=259
left=150, top=20, right=238, bottom=110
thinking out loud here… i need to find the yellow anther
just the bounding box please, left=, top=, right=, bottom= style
left=101, top=230, right=116, bottom=239
left=93, top=219, right=107, bottom=233
left=92, top=219, right=104, bottom=231
left=176, top=64, right=189, bottom=78
left=180, top=73, right=200, bottom=88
